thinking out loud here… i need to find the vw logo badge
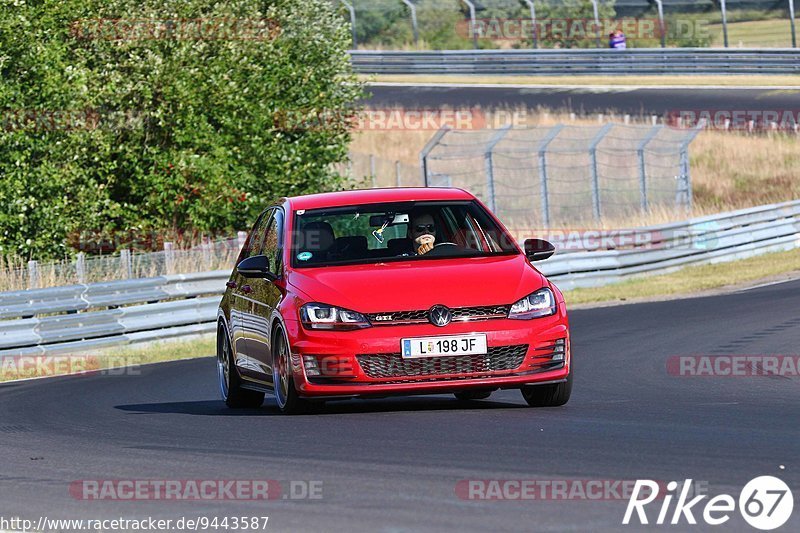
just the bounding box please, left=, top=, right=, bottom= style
left=429, top=305, right=452, bottom=327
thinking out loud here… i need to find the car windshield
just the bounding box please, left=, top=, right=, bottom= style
left=291, top=200, right=519, bottom=268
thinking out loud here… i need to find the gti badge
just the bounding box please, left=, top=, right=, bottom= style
left=428, top=305, right=452, bottom=327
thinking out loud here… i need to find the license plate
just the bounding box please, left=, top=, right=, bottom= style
left=401, top=334, right=487, bottom=359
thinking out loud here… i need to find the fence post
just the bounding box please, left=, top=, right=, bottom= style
left=720, top=0, right=729, bottom=48
left=636, top=125, right=662, bottom=214
left=589, top=123, right=614, bottom=222
left=369, top=154, right=376, bottom=187
left=419, top=125, right=450, bottom=187
left=678, top=122, right=705, bottom=213
left=654, top=0, right=666, bottom=48
left=523, top=0, right=538, bottom=49
left=790, top=0, right=797, bottom=48
left=27, top=260, right=40, bottom=290
left=120, top=249, right=133, bottom=279
left=536, top=125, right=564, bottom=228
left=75, top=252, right=86, bottom=284
left=483, top=125, right=512, bottom=213
left=340, top=0, right=357, bottom=48
left=164, top=242, right=175, bottom=275
left=395, top=160, right=402, bottom=187
left=461, top=0, right=479, bottom=49
left=237, top=231, right=248, bottom=252
left=401, top=0, right=419, bottom=46
left=590, top=0, right=601, bottom=48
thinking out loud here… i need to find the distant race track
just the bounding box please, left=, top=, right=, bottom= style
left=1, top=279, right=799, bottom=532
left=365, top=84, right=800, bottom=117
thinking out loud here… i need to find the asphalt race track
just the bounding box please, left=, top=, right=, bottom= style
left=1, top=279, right=798, bottom=532
left=365, top=84, right=800, bottom=117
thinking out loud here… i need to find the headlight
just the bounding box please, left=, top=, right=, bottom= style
left=300, top=303, right=371, bottom=330
left=508, top=288, right=557, bottom=319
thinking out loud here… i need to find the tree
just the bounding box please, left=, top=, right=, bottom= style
left=0, top=0, right=363, bottom=259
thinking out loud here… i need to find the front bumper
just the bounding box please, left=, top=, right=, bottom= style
left=283, top=312, right=570, bottom=398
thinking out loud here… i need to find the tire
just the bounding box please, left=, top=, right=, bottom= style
left=218, top=326, right=265, bottom=409
left=454, top=390, right=492, bottom=401
left=272, top=324, right=313, bottom=415
left=520, top=368, right=572, bottom=407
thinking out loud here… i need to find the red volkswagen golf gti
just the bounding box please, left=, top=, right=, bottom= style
left=217, top=188, right=571, bottom=413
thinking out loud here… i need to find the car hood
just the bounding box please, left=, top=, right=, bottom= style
left=287, top=254, right=546, bottom=313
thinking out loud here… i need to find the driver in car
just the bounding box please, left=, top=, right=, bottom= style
left=411, top=212, right=436, bottom=255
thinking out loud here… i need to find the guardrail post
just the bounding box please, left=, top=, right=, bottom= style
left=589, top=123, right=614, bottom=222
left=401, top=0, right=419, bottom=46
left=590, top=0, right=601, bottom=48
left=720, top=0, right=729, bottom=48
left=395, top=160, right=402, bottom=187
left=27, top=260, right=40, bottom=290
left=340, top=0, right=357, bottom=48
left=654, top=0, right=666, bottom=47
left=461, top=0, right=479, bottom=49
left=483, top=125, right=512, bottom=213
left=537, top=125, right=564, bottom=228
left=120, top=249, right=133, bottom=279
left=790, top=0, right=797, bottom=48
left=164, top=242, right=175, bottom=275
left=75, top=252, right=86, bottom=284
left=637, top=125, right=662, bottom=214
left=419, top=125, right=450, bottom=187
left=523, top=0, right=538, bottom=48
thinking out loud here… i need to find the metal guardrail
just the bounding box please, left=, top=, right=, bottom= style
left=0, top=201, right=798, bottom=355
left=539, top=200, right=800, bottom=289
left=350, top=49, right=800, bottom=75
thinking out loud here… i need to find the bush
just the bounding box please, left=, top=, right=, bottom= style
left=0, top=0, right=363, bottom=259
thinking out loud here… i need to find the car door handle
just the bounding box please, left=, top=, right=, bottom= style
left=226, top=281, right=237, bottom=289
left=240, top=285, right=253, bottom=294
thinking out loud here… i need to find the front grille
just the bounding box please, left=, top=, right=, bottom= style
left=366, top=304, right=510, bottom=326
left=356, top=344, right=527, bottom=379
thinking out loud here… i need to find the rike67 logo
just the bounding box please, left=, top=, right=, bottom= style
left=624, top=476, right=793, bottom=530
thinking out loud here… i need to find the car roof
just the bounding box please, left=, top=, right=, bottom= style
left=286, top=187, right=475, bottom=211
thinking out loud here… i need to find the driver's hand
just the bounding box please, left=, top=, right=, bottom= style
left=417, top=241, right=434, bottom=255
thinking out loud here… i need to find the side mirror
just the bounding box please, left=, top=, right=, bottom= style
left=237, top=255, right=277, bottom=280
left=524, top=239, right=556, bottom=262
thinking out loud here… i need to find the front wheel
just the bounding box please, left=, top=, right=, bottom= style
left=520, top=368, right=572, bottom=407
left=218, top=327, right=264, bottom=409
left=272, top=325, right=312, bottom=415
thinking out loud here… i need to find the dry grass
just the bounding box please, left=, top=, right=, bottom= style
left=349, top=106, right=800, bottom=229
left=0, top=242, right=240, bottom=292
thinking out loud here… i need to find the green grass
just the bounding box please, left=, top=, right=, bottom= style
left=709, top=19, right=795, bottom=48
left=564, top=247, right=800, bottom=306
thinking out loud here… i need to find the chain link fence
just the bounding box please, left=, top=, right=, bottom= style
left=3, top=236, right=244, bottom=292
left=419, top=123, right=702, bottom=229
